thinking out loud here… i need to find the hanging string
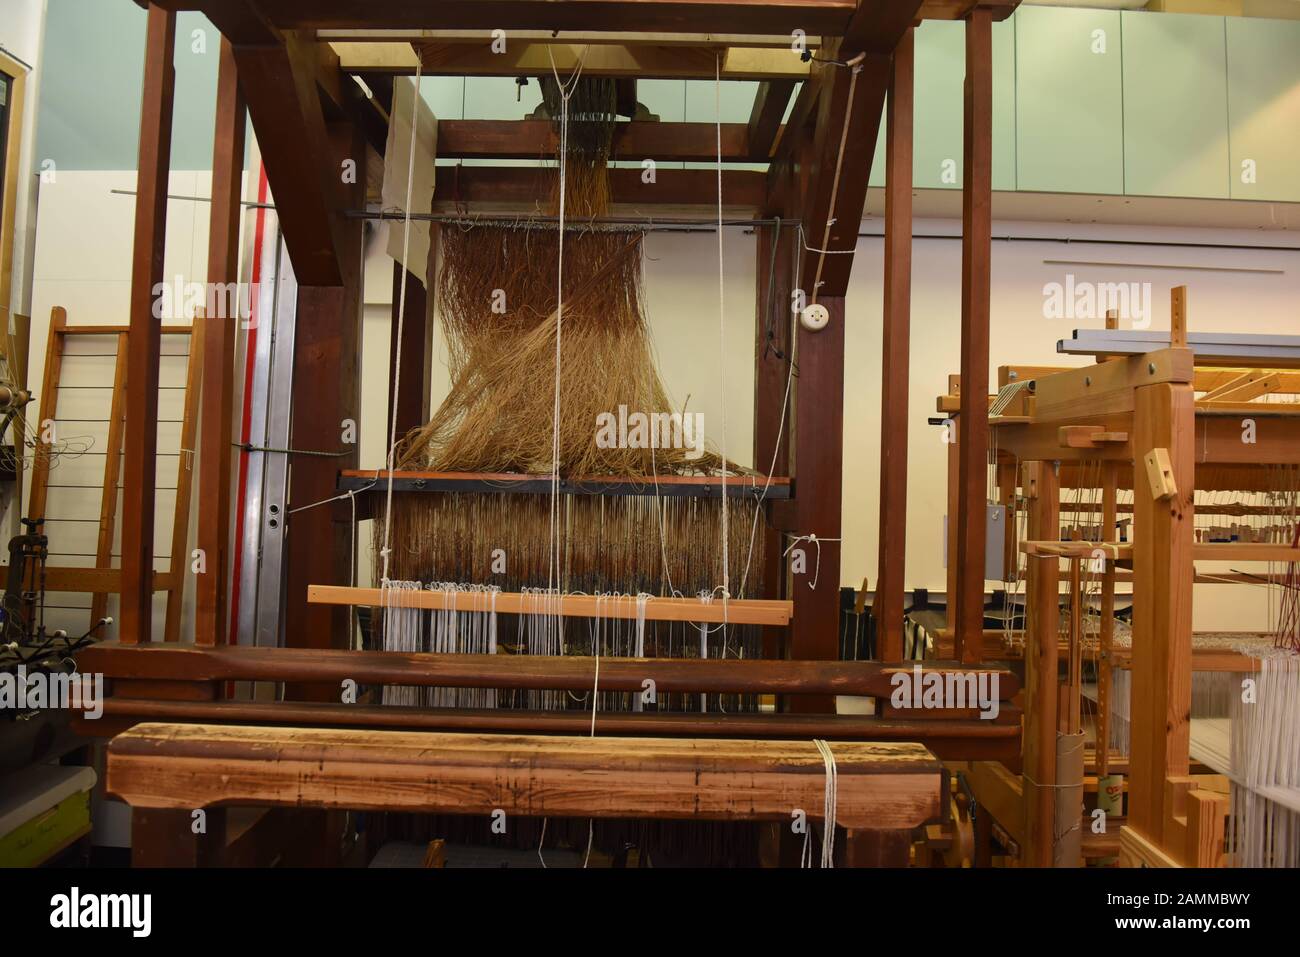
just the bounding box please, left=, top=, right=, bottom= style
left=714, top=53, right=731, bottom=635
left=783, top=534, right=842, bottom=591
left=809, top=52, right=866, bottom=303
left=545, top=47, right=588, bottom=597
left=379, top=60, right=425, bottom=587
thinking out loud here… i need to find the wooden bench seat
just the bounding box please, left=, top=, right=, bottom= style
left=107, top=723, right=943, bottom=834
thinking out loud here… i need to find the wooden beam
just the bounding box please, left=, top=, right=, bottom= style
left=798, top=45, right=889, bottom=298
left=1128, top=381, right=1195, bottom=847
left=408, top=40, right=810, bottom=79
left=194, top=1, right=861, bottom=36
left=107, top=723, right=943, bottom=836
left=388, top=263, right=429, bottom=440
left=874, top=27, right=914, bottom=663
left=437, top=118, right=752, bottom=162
left=952, top=8, right=993, bottom=665
left=747, top=80, right=796, bottom=160
left=1022, top=459, right=1059, bottom=867
left=78, top=641, right=1021, bottom=699
left=842, top=0, right=926, bottom=56
left=231, top=32, right=350, bottom=287
left=196, top=38, right=246, bottom=647
left=94, top=696, right=1020, bottom=762
left=122, top=5, right=177, bottom=645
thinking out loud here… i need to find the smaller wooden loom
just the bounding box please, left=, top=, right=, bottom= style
left=939, top=288, right=1300, bottom=868
left=29, top=306, right=201, bottom=641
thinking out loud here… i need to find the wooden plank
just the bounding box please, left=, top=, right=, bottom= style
left=77, top=641, right=1021, bottom=699
left=164, top=331, right=204, bottom=642
left=1022, top=459, right=1059, bottom=867
left=875, top=27, right=914, bottom=663
left=90, top=335, right=129, bottom=629
left=309, top=584, right=794, bottom=626
left=953, top=8, right=993, bottom=666
left=437, top=118, right=753, bottom=162
left=1097, top=461, right=1118, bottom=778
left=1201, top=372, right=1281, bottom=404
left=46, top=568, right=177, bottom=593
left=211, top=1, right=862, bottom=35
left=94, top=697, right=1019, bottom=761
left=121, top=5, right=177, bottom=646
left=747, top=80, right=796, bottom=160
left=412, top=40, right=810, bottom=79
left=1033, top=348, right=1195, bottom=421
left=107, top=723, right=943, bottom=832
left=196, top=37, right=246, bottom=647
left=27, top=307, right=66, bottom=522
left=232, top=32, right=349, bottom=287
left=1128, top=382, right=1195, bottom=847
left=1192, top=543, right=1300, bottom=562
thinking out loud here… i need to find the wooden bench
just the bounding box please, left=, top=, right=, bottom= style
left=107, top=723, right=944, bottom=866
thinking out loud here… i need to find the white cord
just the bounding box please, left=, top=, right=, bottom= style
left=379, top=61, right=424, bottom=586
left=815, top=738, right=838, bottom=868
left=714, top=54, right=731, bottom=636
left=783, top=534, right=842, bottom=591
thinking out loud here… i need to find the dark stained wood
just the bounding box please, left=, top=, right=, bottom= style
left=121, top=5, right=177, bottom=646
left=788, top=295, right=845, bottom=712
left=231, top=31, right=351, bottom=287
left=753, top=222, right=795, bottom=657
left=131, top=807, right=227, bottom=867
left=79, top=641, right=1020, bottom=698
left=436, top=165, right=766, bottom=208
left=843, top=827, right=914, bottom=866
left=438, top=118, right=751, bottom=162
left=874, top=27, right=914, bottom=663
left=196, top=38, right=246, bottom=647
left=953, top=8, right=993, bottom=665
left=615, top=77, right=638, bottom=117
left=747, top=80, right=795, bottom=161
left=190, top=0, right=860, bottom=35
left=94, top=697, right=1021, bottom=763
left=795, top=45, right=888, bottom=297
left=842, top=0, right=925, bottom=56
left=388, top=263, right=429, bottom=440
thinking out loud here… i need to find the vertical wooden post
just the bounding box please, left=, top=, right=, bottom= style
left=1128, top=380, right=1195, bottom=844
left=196, top=38, right=246, bottom=647
left=1022, top=459, right=1060, bottom=867
left=1097, top=460, right=1118, bottom=777
left=953, top=8, right=994, bottom=665
left=121, top=5, right=176, bottom=645
left=388, top=262, right=431, bottom=441
left=91, top=334, right=129, bottom=629
left=754, top=222, right=794, bottom=661
left=164, top=333, right=204, bottom=642
left=788, top=295, right=845, bottom=712
left=28, top=307, right=66, bottom=522
left=875, top=28, right=914, bottom=663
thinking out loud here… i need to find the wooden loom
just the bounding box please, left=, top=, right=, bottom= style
left=938, top=290, right=1300, bottom=868
left=70, top=0, right=1024, bottom=868
left=29, top=306, right=201, bottom=641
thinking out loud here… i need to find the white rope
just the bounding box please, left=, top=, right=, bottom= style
left=782, top=534, right=842, bottom=591
left=379, top=61, right=424, bottom=587
left=545, top=47, right=587, bottom=596
left=714, top=54, right=731, bottom=635
left=809, top=53, right=865, bottom=301
left=815, top=738, right=838, bottom=868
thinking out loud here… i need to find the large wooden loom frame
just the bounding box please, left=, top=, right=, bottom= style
left=938, top=290, right=1300, bottom=868
left=74, top=0, right=1023, bottom=867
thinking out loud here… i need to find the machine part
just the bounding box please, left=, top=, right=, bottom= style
left=799, top=302, right=829, bottom=331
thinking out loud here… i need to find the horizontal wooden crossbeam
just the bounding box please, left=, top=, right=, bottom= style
left=106, top=723, right=944, bottom=830
left=77, top=642, right=1022, bottom=699
left=437, top=119, right=755, bottom=162
left=309, top=584, right=793, bottom=625
left=338, top=469, right=792, bottom=499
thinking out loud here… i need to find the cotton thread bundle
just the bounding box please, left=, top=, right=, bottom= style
left=1228, top=651, right=1300, bottom=867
